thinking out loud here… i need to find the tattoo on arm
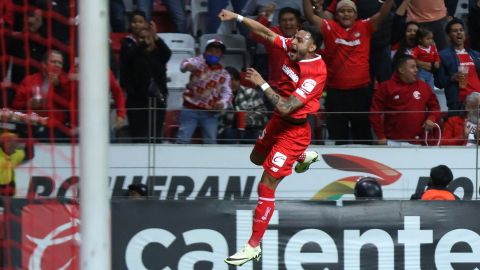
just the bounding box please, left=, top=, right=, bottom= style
left=265, top=89, right=303, bottom=115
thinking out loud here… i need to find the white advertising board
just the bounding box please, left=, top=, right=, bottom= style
left=15, top=144, right=480, bottom=200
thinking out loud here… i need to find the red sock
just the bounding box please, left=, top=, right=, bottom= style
left=248, top=183, right=275, bottom=247
left=297, top=152, right=306, bottom=162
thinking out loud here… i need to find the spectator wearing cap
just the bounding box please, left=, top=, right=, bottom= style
left=177, top=39, right=233, bottom=144
left=128, top=183, right=148, bottom=199
left=370, top=55, right=441, bottom=145
left=411, top=164, right=459, bottom=200
left=437, top=18, right=480, bottom=116
left=321, top=0, right=394, bottom=83
left=304, top=0, right=394, bottom=145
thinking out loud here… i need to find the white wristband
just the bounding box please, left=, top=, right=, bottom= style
left=260, top=82, right=270, bottom=92
left=236, top=15, right=244, bottom=23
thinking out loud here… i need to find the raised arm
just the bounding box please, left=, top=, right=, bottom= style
left=218, top=9, right=278, bottom=45
left=370, top=0, right=394, bottom=32
left=303, top=0, right=324, bottom=30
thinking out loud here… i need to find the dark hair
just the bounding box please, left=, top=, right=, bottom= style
left=416, top=27, right=433, bottom=43
left=395, top=21, right=420, bottom=53
left=430, top=165, right=453, bottom=187
left=225, top=66, right=240, bottom=81
left=445, top=17, right=464, bottom=34
left=128, top=183, right=148, bottom=196
left=354, top=177, right=383, bottom=199
left=278, top=7, right=302, bottom=24
left=392, top=54, right=414, bottom=71
left=129, top=10, right=147, bottom=21
left=300, top=23, right=323, bottom=49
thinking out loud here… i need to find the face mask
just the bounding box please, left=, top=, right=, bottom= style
left=204, top=54, right=221, bottom=65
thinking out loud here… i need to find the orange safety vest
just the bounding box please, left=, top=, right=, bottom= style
left=420, top=189, right=456, bottom=200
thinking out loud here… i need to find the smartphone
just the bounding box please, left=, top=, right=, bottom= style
left=239, top=71, right=256, bottom=89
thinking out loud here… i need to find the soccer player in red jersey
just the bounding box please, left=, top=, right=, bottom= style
left=304, top=0, right=393, bottom=145
left=219, top=9, right=327, bottom=266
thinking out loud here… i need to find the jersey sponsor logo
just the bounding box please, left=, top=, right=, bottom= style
left=301, top=79, right=316, bottom=93
left=272, top=152, right=287, bottom=167
left=334, top=38, right=361, bottom=47
left=261, top=207, right=272, bottom=221
left=413, top=90, right=421, bottom=100
left=282, top=65, right=299, bottom=83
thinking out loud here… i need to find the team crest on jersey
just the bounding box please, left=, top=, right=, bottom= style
left=413, top=90, right=421, bottom=100
left=272, top=151, right=287, bottom=167
left=354, top=32, right=360, bottom=38
left=296, top=79, right=317, bottom=98
left=282, top=65, right=299, bottom=83
left=301, top=79, right=316, bottom=93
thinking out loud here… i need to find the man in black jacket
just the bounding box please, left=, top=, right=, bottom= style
left=122, top=26, right=171, bottom=143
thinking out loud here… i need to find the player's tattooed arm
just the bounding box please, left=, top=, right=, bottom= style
left=264, top=89, right=304, bottom=116
left=245, top=67, right=304, bottom=116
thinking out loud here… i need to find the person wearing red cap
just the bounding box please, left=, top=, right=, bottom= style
left=219, top=8, right=326, bottom=266
left=177, top=38, right=233, bottom=144
left=304, top=0, right=393, bottom=145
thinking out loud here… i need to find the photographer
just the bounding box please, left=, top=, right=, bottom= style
left=411, top=165, right=459, bottom=200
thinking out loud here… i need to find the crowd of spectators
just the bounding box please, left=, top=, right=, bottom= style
left=1, top=0, right=480, bottom=146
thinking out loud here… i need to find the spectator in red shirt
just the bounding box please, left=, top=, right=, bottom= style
left=412, top=27, right=440, bottom=90
left=441, top=92, right=480, bottom=146
left=68, top=62, right=127, bottom=137
left=250, top=7, right=302, bottom=90
left=11, top=50, right=73, bottom=142
left=304, top=0, right=394, bottom=145
left=391, top=21, right=420, bottom=58
left=370, top=55, right=441, bottom=145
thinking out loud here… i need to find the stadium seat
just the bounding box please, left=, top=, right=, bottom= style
left=162, top=109, right=203, bottom=143
left=163, top=109, right=181, bottom=142
left=199, top=34, right=249, bottom=70
left=190, top=0, right=208, bottom=36
left=158, top=33, right=195, bottom=54
left=110, top=32, right=128, bottom=65
left=110, top=32, right=128, bottom=54
left=158, top=33, right=195, bottom=92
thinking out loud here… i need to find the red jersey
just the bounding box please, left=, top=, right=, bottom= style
left=251, top=24, right=288, bottom=89
left=412, top=44, right=440, bottom=63
left=457, top=49, right=480, bottom=101
left=441, top=116, right=467, bottom=146
left=272, top=36, right=327, bottom=119
left=370, top=73, right=441, bottom=143
left=321, top=19, right=373, bottom=89
left=11, top=72, right=72, bottom=126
